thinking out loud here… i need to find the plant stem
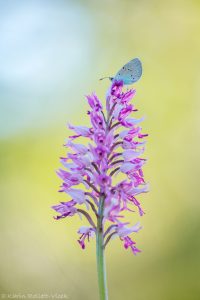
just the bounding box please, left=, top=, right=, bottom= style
left=96, top=196, right=108, bottom=300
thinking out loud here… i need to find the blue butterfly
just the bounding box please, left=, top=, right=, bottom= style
left=100, top=58, right=142, bottom=85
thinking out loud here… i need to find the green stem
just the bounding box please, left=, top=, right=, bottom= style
left=96, top=196, right=108, bottom=300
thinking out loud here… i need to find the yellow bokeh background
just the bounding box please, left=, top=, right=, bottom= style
left=0, top=1, right=200, bottom=299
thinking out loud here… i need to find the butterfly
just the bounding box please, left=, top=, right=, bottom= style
left=100, top=58, right=142, bottom=85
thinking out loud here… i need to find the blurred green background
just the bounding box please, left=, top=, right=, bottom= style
left=0, top=0, right=200, bottom=299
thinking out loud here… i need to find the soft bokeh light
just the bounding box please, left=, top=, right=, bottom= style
left=0, top=0, right=200, bottom=299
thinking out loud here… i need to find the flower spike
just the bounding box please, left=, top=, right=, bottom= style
left=52, top=80, right=148, bottom=254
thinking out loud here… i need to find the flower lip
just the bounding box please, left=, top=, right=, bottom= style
left=122, top=236, right=141, bottom=255
left=120, top=89, right=136, bottom=104
left=77, top=226, right=95, bottom=249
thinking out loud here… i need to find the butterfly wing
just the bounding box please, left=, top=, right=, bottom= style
left=114, top=58, right=142, bottom=85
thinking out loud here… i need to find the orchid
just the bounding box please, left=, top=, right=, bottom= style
left=52, top=80, right=148, bottom=300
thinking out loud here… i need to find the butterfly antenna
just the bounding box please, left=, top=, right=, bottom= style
left=99, top=76, right=113, bottom=81
left=99, top=76, right=111, bottom=81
